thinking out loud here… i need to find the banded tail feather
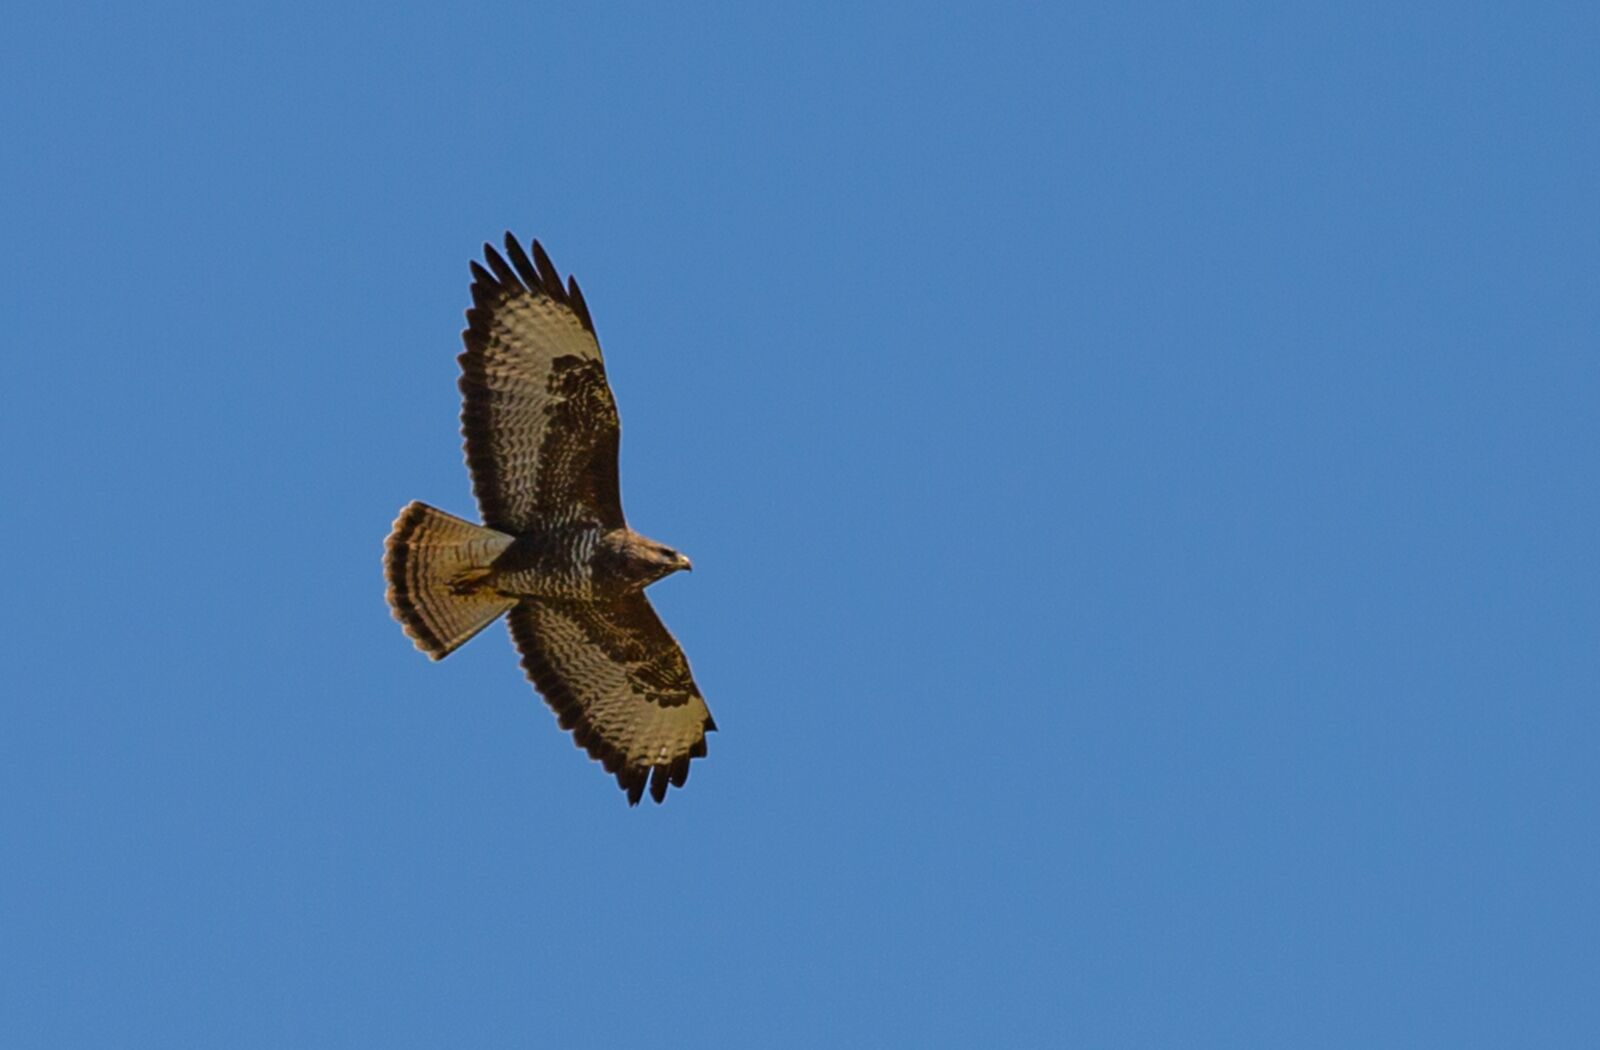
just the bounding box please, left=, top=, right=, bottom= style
left=384, top=501, right=516, bottom=659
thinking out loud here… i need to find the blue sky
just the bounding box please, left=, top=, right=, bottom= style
left=3, top=3, right=1597, bottom=1046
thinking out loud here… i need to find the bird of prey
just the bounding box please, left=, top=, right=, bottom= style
left=384, top=233, right=713, bottom=805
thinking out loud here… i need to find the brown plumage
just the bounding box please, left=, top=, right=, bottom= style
left=384, top=233, right=714, bottom=805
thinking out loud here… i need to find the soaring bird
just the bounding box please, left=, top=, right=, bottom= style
left=384, top=233, right=713, bottom=805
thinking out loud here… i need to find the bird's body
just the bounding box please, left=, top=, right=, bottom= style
left=486, top=524, right=607, bottom=600
left=383, top=233, right=714, bottom=805
left=479, top=524, right=691, bottom=601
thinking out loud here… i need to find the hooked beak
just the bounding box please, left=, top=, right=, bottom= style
left=675, top=553, right=693, bottom=572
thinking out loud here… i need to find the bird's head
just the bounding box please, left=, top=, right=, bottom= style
left=606, top=529, right=692, bottom=588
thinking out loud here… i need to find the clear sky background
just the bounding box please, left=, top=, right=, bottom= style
left=3, top=4, right=1597, bottom=1047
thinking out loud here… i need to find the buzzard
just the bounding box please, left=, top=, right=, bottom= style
left=384, top=233, right=714, bottom=805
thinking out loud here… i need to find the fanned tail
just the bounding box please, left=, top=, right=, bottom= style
left=384, top=501, right=516, bottom=659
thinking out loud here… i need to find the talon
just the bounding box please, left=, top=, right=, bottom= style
left=449, top=568, right=494, bottom=596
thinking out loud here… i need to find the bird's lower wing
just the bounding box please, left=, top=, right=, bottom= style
left=507, top=596, right=715, bottom=804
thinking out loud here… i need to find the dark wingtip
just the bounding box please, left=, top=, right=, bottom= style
left=468, top=259, right=498, bottom=290
left=530, top=239, right=567, bottom=301
left=503, top=233, right=542, bottom=290
left=566, top=275, right=595, bottom=333
left=482, top=243, right=519, bottom=288
left=482, top=233, right=597, bottom=335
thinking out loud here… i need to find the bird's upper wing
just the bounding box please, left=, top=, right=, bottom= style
left=507, top=596, right=715, bottom=805
left=458, top=233, right=623, bottom=533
